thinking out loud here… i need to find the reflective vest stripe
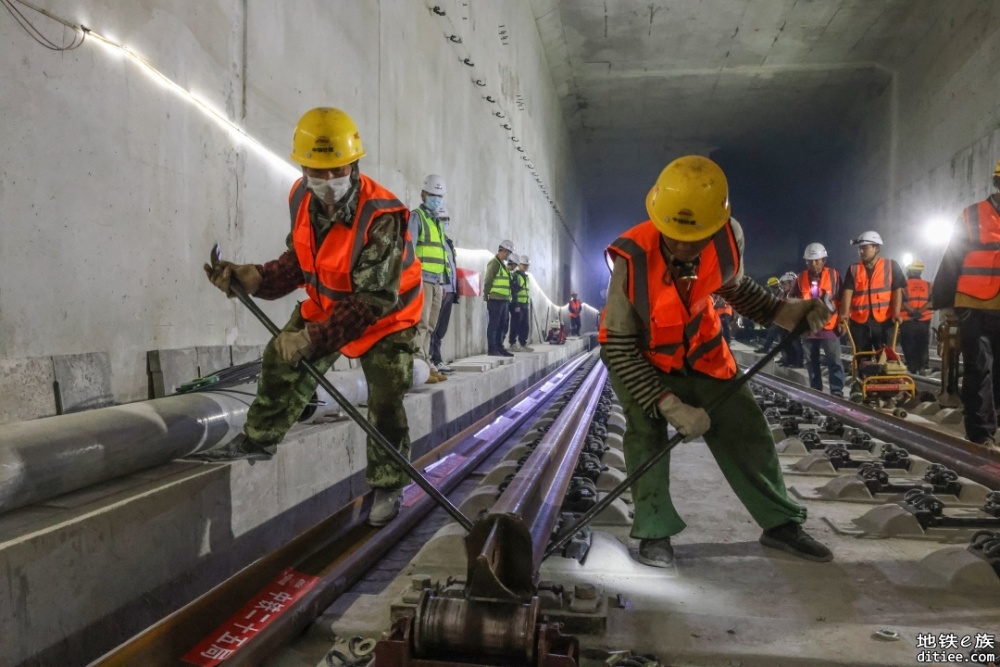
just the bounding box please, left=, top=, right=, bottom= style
left=414, top=208, right=447, bottom=274
left=687, top=330, right=724, bottom=365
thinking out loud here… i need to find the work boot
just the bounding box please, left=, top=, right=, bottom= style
left=760, top=522, right=833, bottom=562
left=368, top=488, right=402, bottom=527
left=520, top=345, right=534, bottom=352
left=509, top=343, right=522, bottom=352
left=190, top=434, right=276, bottom=465
left=500, top=348, right=515, bottom=357
left=635, top=537, right=674, bottom=568
left=488, top=348, right=504, bottom=357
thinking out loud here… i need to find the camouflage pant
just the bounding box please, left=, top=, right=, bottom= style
left=244, top=307, right=416, bottom=490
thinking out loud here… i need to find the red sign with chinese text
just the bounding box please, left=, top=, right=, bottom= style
left=182, top=567, right=320, bottom=666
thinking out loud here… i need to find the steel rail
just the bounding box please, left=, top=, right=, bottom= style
left=90, top=350, right=594, bottom=667
left=753, top=372, right=1000, bottom=489
left=464, top=360, right=608, bottom=599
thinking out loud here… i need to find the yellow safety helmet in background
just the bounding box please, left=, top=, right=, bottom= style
left=646, top=156, right=731, bottom=242
left=290, top=107, right=366, bottom=169
left=908, top=259, right=925, bottom=272
left=994, top=158, right=1000, bottom=178
left=767, top=276, right=780, bottom=288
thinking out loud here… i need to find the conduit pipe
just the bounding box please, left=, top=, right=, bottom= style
left=0, top=361, right=432, bottom=514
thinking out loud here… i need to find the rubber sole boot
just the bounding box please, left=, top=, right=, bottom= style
left=760, top=522, right=833, bottom=562
left=368, top=488, right=402, bottom=527
left=634, top=537, right=674, bottom=568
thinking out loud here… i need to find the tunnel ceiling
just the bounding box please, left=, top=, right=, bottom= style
left=531, top=0, right=949, bottom=235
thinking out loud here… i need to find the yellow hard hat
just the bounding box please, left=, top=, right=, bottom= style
left=646, top=156, right=731, bottom=242
left=908, top=259, right=925, bottom=272
left=289, top=107, right=365, bottom=169
left=994, top=158, right=1000, bottom=178
left=767, top=276, right=780, bottom=287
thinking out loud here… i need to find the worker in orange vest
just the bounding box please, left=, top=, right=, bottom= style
left=899, top=259, right=933, bottom=374
left=837, top=230, right=906, bottom=352
left=713, top=295, right=733, bottom=343
left=202, top=107, right=423, bottom=527
left=932, top=158, right=1000, bottom=448
left=599, top=156, right=833, bottom=568
left=567, top=292, right=582, bottom=336
left=798, top=243, right=845, bottom=397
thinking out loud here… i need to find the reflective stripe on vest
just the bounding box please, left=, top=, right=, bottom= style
left=516, top=272, right=530, bottom=304
left=901, top=278, right=932, bottom=322
left=414, top=207, right=447, bottom=276
left=957, top=200, right=1000, bottom=301
left=797, top=267, right=841, bottom=331
left=849, top=258, right=892, bottom=324
left=597, top=219, right=740, bottom=380
left=289, top=175, right=424, bottom=358
left=488, top=258, right=512, bottom=299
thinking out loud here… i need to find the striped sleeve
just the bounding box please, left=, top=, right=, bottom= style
left=715, top=275, right=784, bottom=326
left=600, top=256, right=667, bottom=417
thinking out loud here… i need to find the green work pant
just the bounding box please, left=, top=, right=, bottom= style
left=603, top=353, right=806, bottom=539
left=245, top=307, right=416, bottom=491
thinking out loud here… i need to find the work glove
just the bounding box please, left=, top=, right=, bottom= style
left=273, top=329, right=314, bottom=365
left=204, top=260, right=261, bottom=297
left=657, top=393, right=711, bottom=441
left=773, top=298, right=832, bottom=336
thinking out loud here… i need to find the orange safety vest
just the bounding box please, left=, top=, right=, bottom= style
left=568, top=298, right=582, bottom=318
left=598, top=219, right=740, bottom=380
left=289, top=175, right=423, bottom=358
left=797, top=267, right=841, bottom=332
left=901, top=278, right=932, bottom=322
left=956, top=199, right=1000, bottom=301
left=714, top=297, right=733, bottom=317
left=848, top=258, right=892, bottom=324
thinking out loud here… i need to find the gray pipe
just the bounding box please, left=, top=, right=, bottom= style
left=0, top=388, right=252, bottom=513
left=0, top=359, right=434, bottom=515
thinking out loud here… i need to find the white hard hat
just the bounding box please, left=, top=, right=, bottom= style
left=499, top=239, right=515, bottom=252
left=803, top=242, right=828, bottom=260
left=851, top=230, right=883, bottom=246
left=422, top=174, right=446, bottom=196
left=780, top=272, right=797, bottom=283
left=519, top=255, right=530, bottom=266
left=436, top=204, right=450, bottom=219
left=507, top=253, right=519, bottom=265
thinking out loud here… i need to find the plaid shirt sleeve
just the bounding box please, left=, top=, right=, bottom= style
left=254, top=238, right=304, bottom=300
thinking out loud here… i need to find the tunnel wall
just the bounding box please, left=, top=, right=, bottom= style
left=0, top=0, right=584, bottom=416
left=837, top=2, right=1000, bottom=280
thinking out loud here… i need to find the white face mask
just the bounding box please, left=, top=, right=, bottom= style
left=306, top=174, right=352, bottom=204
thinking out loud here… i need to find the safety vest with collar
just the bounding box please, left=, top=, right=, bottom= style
left=568, top=298, right=581, bottom=318
left=901, top=278, right=932, bottom=322
left=289, top=175, right=423, bottom=358
left=848, top=258, right=892, bottom=324
left=598, top=219, right=740, bottom=380
left=414, top=207, right=447, bottom=278
left=515, top=272, right=530, bottom=304
left=956, top=199, right=1000, bottom=302
left=487, top=257, right=511, bottom=300
left=797, top=267, right=841, bottom=332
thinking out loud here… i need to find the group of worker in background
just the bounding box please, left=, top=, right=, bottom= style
left=744, top=158, right=1000, bottom=449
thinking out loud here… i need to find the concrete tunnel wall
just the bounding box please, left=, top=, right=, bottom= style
left=834, top=1, right=1000, bottom=281
left=0, top=0, right=586, bottom=420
